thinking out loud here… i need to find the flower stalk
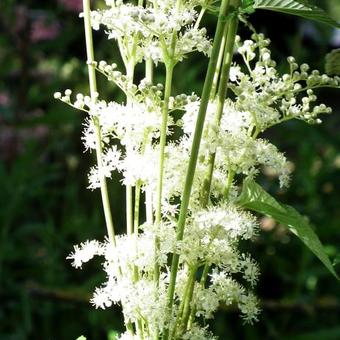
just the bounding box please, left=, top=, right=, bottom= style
left=202, top=0, right=240, bottom=205
left=162, top=1, right=240, bottom=337
left=82, top=0, right=117, bottom=247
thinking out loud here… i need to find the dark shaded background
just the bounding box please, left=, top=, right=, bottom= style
left=0, top=0, right=339, bottom=339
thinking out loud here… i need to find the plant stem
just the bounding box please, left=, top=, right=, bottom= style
left=132, top=181, right=142, bottom=336
left=190, top=8, right=240, bottom=327
left=194, top=7, right=206, bottom=30
left=186, top=262, right=211, bottom=329
left=180, top=267, right=197, bottom=333
left=82, top=0, right=116, bottom=246
left=134, top=180, right=141, bottom=260
left=154, top=28, right=177, bottom=285
left=161, top=1, right=238, bottom=338
left=155, top=62, right=174, bottom=225
left=146, top=58, right=154, bottom=83
left=125, top=52, right=136, bottom=238
left=202, top=2, right=240, bottom=205
left=224, top=169, right=235, bottom=198
left=209, top=22, right=229, bottom=100
left=155, top=27, right=177, bottom=224
left=171, top=266, right=197, bottom=338
left=126, top=186, right=133, bottom=235
left=143, top=58, right=154, bottom=227
left=154, top=62, right=174, bottom=286
left=83, top=0, right=135, bottom=335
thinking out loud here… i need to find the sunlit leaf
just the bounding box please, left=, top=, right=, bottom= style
left=241, top=0, right=256, bottom=14
left=238, top=178, right=339, bottom=280
left=325, top=48, right=340, bottom=76
left=254, top=0, right=340, bottom=28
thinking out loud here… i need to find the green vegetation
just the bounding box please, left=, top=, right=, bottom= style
left=0, top=0, right=339, bottom=339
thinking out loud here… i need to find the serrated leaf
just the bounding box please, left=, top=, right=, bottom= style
left=325, top=48, right=340, bottom=76
left=241, top=0, right=256, bottom=14
left=254, top=0, right=340, bottom=28
left=242, top=0, right=255, bottom=12
left=237, top=178, right=339, bottom=280
left=243, top=0, right=255, bottom=6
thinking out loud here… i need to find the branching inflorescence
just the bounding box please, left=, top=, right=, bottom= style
left=55, top=0, right=339, bottom=339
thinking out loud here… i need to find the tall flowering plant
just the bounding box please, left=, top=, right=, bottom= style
left=55, top=0, right=339, bottom=339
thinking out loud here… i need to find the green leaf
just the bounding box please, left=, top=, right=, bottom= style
left=241, top=0, right=256, bottom=14
left=243, top=0, right=255, bottom=6
left=238, top=178, right=339, bottom=280
left=254, top=0, right=340, bottom=28
left=76, top=336, right=86, bottom=340
left=325, top=48, right=340, bottom=76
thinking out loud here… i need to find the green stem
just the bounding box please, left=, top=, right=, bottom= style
left=155, top=62, right=174, bottom=224
left=133, top=181, right=141, bottom=282
left=154, top=27, right=177, bottom=286
left=223, top=169, right=235, bottom=198
left=83, top=0, right=134, bottom=335
left=126, top=186, right=133, bottom=235
left=144, top=59, right=154, bottom=226
left=134, top=181, right=141, bottom=233
left=194, top=7, right=206, bottom=29
left=125, top=50, right=137, bottom=238
left=133, top=180, right=141, bottom=289
left=146, top=58, right=154, bottom=83
left=82, top=0, right=116, bottom=246
left=154, top=62, right=174, bottom=284
left=202, top=9, right=240, bottom=204
left=162, top=1, right=239, bottom=339
left=187, top=262, right=211, bottom=328
left=171, top=266, right=197, bottom=338
left=155, top=25, right=177, bottom=226
left=210, top=22, right=229, bottom=100
left=189, top=8, right=240, bottom=328
left=201, top=153, right=216, bottom=206
left=216, top=9, right=239, bottom=122
left=180, top=267, right=197, bottom=333
left=136, top=319, right=145, bottom=340
left=200, top=263, right=210, bottom=286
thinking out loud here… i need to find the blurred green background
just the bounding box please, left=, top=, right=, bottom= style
left=0, top=0, right=339, bottom=339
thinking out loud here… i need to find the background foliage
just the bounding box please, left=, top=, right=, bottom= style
left=0, top=0, right=339, bottom=339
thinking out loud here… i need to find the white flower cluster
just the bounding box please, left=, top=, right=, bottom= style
left=182, top=98, right=291, bottom=188
left=68, top=203, right=260, bottom=335
left=89, top=0, right=211, bottom=64
left=229, top=33, right=339, bottom=128
left=58, top=1, right=339, bottom=337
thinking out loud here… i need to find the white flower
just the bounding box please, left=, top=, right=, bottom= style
left=91, top=286, right=113, bottom=309
left=182, top=324, right=217, bottom=340
left=239, top=253, right=260, bottom=287
left=116, top=332, right=138, bottom=340
left=67, top=240, right=103, bottom=268
left=238, top=292, right=261, bottom=324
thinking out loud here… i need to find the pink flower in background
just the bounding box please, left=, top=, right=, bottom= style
left=0, top=92, right=10, bottom=106
left=58, top=0, right=83, bottom=12
left=30, top=17, right=60, bottom=42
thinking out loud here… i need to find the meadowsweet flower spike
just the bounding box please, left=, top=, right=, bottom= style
left=57, top=0, right=339, bottom=338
